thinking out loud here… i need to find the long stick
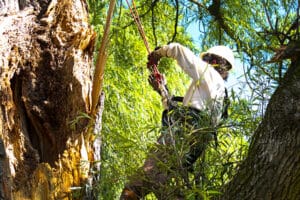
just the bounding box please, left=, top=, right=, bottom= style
left=91, top=0, right=116, bottom=116
left=125, top=0, right=170, bottom=108
left=125, top=0, right=150, bottom=53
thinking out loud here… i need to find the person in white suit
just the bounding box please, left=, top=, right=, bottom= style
left=121, top=43, right=235, bottom=200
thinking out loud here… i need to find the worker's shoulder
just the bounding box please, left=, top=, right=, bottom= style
left=166, top=43, right=191, bottom=52
left=167, top=42, right=182, bottom=47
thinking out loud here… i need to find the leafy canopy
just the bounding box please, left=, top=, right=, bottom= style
left=87, top=0, right=298, bottom=199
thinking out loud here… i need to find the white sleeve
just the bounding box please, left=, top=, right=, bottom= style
left=155, top=43, right=207, bottom=81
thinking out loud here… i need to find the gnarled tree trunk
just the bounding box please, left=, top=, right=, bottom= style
left=0, top=0, right=100, bottom=199
left=220, top=49, right=300, bottom=199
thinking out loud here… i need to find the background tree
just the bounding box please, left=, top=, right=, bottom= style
left=88, top=0, right=299, bottom=199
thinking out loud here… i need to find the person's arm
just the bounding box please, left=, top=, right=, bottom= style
left=155, top=43, right=207, bottom=80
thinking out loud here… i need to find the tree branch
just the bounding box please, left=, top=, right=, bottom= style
left=220, top=49, right=300, bottom=200
left=122, top=0, right=159, bottom=29
left=187, top=0, right=206, bottom=9
left=151, top=3, right=158, bottom=47
left=169, top=0, right=179, bottom=43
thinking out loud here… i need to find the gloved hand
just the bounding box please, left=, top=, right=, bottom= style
left=147, top=47, right=162, bottom=68
left=148, top=73, right=166, bottom=95
left=148, top=74, right=161, bottom=94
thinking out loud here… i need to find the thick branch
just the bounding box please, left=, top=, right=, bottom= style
left=220, top=47, right=300, bottom=200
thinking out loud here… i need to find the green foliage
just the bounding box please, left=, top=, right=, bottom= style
left=86, top=0, right=298, bottom=199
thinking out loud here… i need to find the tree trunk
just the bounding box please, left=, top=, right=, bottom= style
left=0, top=0, right=99, bottom=199
left=220, top=54, right=300, bottom=199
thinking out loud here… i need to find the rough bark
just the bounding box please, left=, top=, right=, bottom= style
left=187, top=0, right=300, bottom=198
left=0, top=0, right=99, bottom=199
left=220, top=52, right=300, bottom=199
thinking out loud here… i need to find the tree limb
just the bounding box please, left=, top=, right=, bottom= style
left=169, top=0, right=179, bottom=43
left=151, top=3, right=158, bottom=47
left=187, top=0, right=206, bottom=9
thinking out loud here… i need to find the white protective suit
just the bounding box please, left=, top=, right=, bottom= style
left=155, top=43, right=226, bottom=126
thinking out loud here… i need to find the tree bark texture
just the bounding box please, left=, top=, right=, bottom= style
left=220, top=54, right=300, bottom=199
left=0, top=0, right=98, bottom=199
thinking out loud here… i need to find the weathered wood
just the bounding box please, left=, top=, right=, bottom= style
left=90, top=0, right=115, bottom=115
left=84, top=92, right=105, bottom=200
left=0, top=0, right=98, bottom=199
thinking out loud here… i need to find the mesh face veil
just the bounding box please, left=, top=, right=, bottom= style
left=201, top=53, right=230, bottom=69
left=200, top=46, right=235, bottom=70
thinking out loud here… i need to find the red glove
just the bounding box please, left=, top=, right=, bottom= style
left=147, top=48, right=162, bottom=68
left=148, top=74, right=160, bottom=94
left=148, top=73, right=168, bottom=95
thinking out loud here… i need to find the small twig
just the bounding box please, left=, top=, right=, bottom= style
left=187, top=0, right=206, bottom=9
left=262, top=0, right=274, bottom=32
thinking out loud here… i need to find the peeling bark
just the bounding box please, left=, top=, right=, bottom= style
left=0, top=0, right=99, bottom=199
